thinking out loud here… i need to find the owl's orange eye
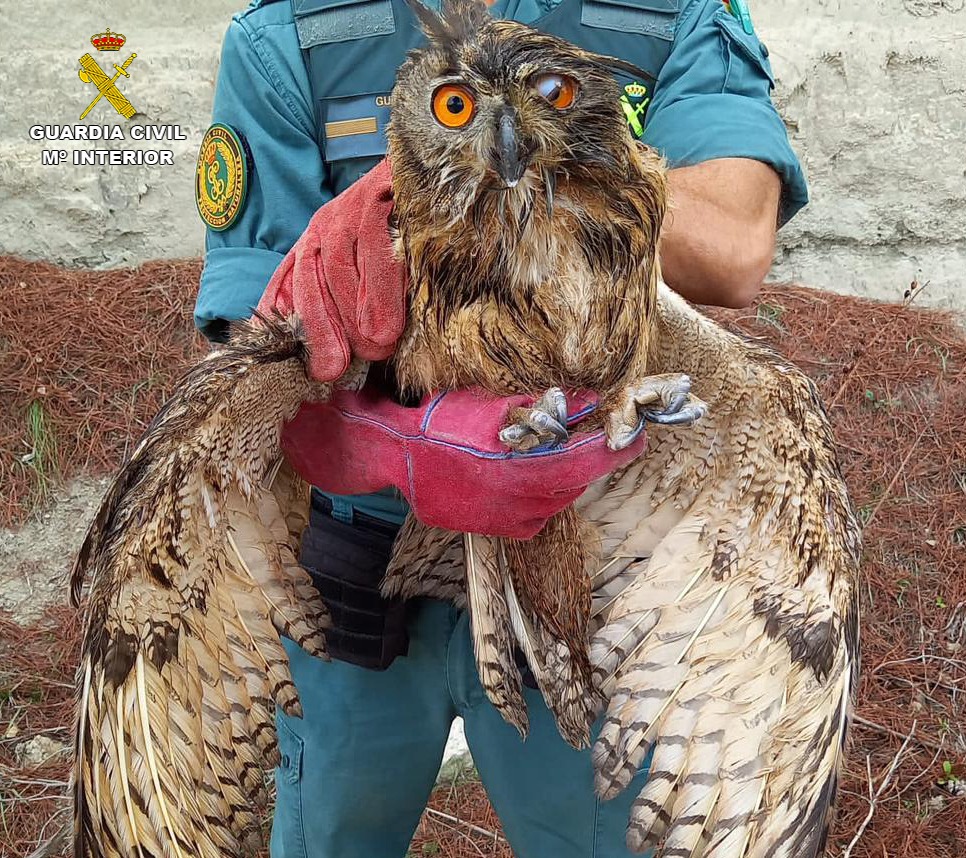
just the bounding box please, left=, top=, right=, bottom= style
left=532, top=73, right=578, bottom=110
left=432, top=85, right=476, bottom=128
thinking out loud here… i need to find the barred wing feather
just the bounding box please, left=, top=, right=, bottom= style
left=70, top=318, right=332, bottom=858
left=579, top=326, right=859, bottom=858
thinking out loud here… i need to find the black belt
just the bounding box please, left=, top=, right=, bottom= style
left=311, top=491, right=402, bottom=540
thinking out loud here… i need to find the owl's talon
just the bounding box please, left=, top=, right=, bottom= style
left=606, top=417, right=647, bottom=453
left=606, top=373, right=707, bottom=451
left=501, top=386, right=570, bottom=452
left=536, top=387, right=569, bottom=427
left=642, top=402, right=707, bottom=426
left=662, top=388, right=690, bottom=416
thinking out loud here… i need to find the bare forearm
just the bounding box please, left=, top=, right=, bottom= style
left=659, top=158, right=781, bottom=308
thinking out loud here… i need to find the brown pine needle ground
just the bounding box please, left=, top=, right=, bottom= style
left=0, top=257, right=205, bottom=528
left=1, top=256, right=964, bottom=857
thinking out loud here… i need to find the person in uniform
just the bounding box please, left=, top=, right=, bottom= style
left=193, top=0, right=808, bottom=855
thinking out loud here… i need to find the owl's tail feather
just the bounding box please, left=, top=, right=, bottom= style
left=503, top=572, right=600, bottom=748
left=503, top=508, right=600, bottom=747
left=464, top=533, right=530, bottom=738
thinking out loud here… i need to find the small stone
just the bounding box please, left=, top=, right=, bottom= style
left=4, top=722, right=20, bottom=739
left=942, top=778, right=966, bottom=798
left=15, top=735, right=70, bottom=767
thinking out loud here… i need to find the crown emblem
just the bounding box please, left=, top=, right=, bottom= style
left=91, top=28, right=126, bottom=51
left=624, top=83, right=648, bottom=98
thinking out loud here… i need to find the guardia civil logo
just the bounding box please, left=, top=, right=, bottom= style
left=196, top=124, right=249, bottom=231
left=29, top=25, right=183, bottom=167
left=620, top=82, right=650, bottom=139
left=78, top=28, right=138, bottom=120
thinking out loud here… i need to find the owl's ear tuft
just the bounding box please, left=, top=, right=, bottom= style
left=405, top=0, right=452, bottom=43
left=441, top=0, right=489, bottom=36
left=405, top=0, right=489, bottom=48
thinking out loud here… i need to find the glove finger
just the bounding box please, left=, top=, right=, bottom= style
left=358, top=158, right=395, bottom=198
left=315, top=234, right=396, bottom=361
left=355, top=245, right=407, bottom=359
left=294, top=249, right=352, bottom=381
left=353, top=160, right=406, bottom=357
left=255, top=251, right=297, bottom=319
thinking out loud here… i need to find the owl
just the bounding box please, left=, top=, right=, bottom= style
left=385, top=0, right=706, bottom=746
left=71, top=1, right=860, bottom=856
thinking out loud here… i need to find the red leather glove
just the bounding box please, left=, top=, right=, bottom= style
left=256, top=159, right=405, bottom=381
left=281, top=387, right=646, bottom=539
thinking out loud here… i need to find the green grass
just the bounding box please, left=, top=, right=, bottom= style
left=20, top=400, right=59, bottom=510
left=863, top=389, right=902, bottom=410
left=756, top=302, right=786, bottom=331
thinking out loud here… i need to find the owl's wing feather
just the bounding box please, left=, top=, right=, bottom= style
left=587, top=478, right=859, bottom=858
left=72, top=318, right=332, bottom=858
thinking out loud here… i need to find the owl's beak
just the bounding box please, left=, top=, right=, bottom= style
left=494, top=109, right=530, bottom=188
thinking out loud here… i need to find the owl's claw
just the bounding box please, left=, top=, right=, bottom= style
left=606, top=373, right=707, bottom=451
left=501, top=387, right=570, bottom=452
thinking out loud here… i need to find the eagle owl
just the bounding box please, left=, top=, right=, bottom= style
left=385, top=0, right=706, bottom=746
left=70, top=1, right=860, bottom=856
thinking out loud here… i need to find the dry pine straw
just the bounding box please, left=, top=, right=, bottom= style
left=1, top=256, right=965, bottom=857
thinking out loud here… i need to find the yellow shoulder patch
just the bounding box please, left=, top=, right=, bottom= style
left=195, top=124, right=249, bottom=231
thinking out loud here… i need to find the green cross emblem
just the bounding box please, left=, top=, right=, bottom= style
left=620, top=82, right=650, bottom=139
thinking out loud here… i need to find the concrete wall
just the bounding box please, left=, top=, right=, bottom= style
left=756, top=0, right=966, bottom=308
left=0, top=1, right=237, bottom=267
left=1, top=0, right=964, bottom=306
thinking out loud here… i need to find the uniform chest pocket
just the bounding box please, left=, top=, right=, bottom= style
left=320, top=92, right=392, bottom=188
left=581, top=0, right=678, bottom=40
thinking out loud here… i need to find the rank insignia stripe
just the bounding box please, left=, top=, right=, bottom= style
left=325, top=117, right=379, bottom=139
left=320, top=93, right=392, bottom=162
left=195, top=123, right=249, bottom=232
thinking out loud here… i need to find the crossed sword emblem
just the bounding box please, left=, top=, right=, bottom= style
left=78, top=52, right=137, bottom=120
left=620, top=94, right=649, bottom=139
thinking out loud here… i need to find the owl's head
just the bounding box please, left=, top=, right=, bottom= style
left=388, top=0, right=652, bottom=225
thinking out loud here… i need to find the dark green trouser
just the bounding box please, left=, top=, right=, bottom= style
left=272, top=599, right=652, bottom=858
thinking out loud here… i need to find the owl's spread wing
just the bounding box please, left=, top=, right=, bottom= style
left=71, top=319, right=331, bottom=858
left=585, top=479, right=859, bottom=858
